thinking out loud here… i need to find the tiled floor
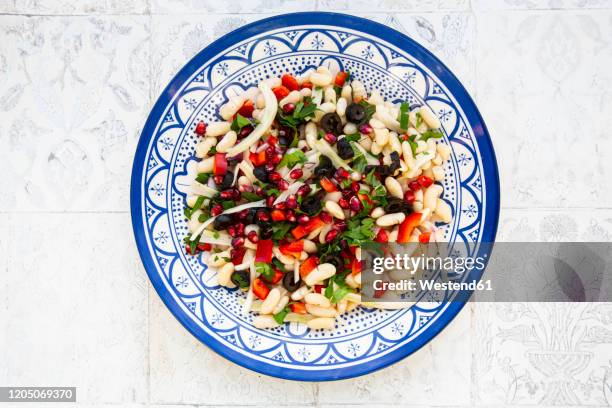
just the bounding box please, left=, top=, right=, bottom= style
left=1, top=0, right=611, bottom=406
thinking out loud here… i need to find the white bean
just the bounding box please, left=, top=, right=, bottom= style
left=376, top=212, right=406, bottom=227
left=318, top=224, right=333, bottom=244
left=206, top=121, right=231, bottom=137
left=195, top=137, right=217, bottom=158
left=219, top=95, right=245, bottom=120
left=351, top=80, right=366, bottom=101
left=253, top=315, right=280, bottom=329
left=300, top=87, right=312, bottom=98
left=279, top=90, right=301, bottom=107
left=351, top=171, right=362, bottom=181
left=197, top=157, right=214, bottom=173
left=341, top=84, right=352, bottom=102
left=310, top=72, right=333, bottom=87
left=424, top=184, right=443, bottom=211
left=370, top=207, right=386, bottom=218
left=432, top=165, right=445, bottom=181
left=371, top=141, right=382, bottom=155
left=307, top=317, right=336, bottom=330
left=304, top=263, right=336, bottom=286
left=273, top=295, right=289, bottom=314
left=359, top=137, right=372, bottom=150
left=337, top=300, right=348, bottom=314
left=290, top=285, right=311, bottom=301
left=437, top=143, right=452, bottom=161
left=368, top=90, right=383, bottom=105
left=345, top=273, right=358, bottom=289
left=413, top=201, right=424, bottom=212
left=336, top=97, right=347, bottom=117
left=419, top=105, right=441, bottom=129
left=325, top=201, right=345, bottom=220
left=256, top=94, right=265, bottom=109
left=261, top=288, right=281, bottom=314
left=343, top=122, right=357, bottom=135
left=252, top=109, right=262, bottom=121
left=306, top=304, right=337, bottom=318
left=324, top=86, right=337, bottom=103
left=374, top=128, right=389, bottom=147
left=388, top=227, right=398, bottom=242
left=244, top=224, right=259, bottom=235
left=389, top=132, right=402, bottom=154
left=237, top=175, right=250, bottom=187
left=402, top=141, right=415, bottom=168
left=369, top=118, right=385, bottom=129
left=435, top=198, right=452, bottom=223
left=305, top=293, right=331, bottom=308
left=303, top=239, right=317, bottom=253
left=385, top=177, right=403, bottom=199
left=216, top=130, right=237, bottom=153
left=217, top=263, right=235, bottom=287
left=324, top=191, right=342, bottom=202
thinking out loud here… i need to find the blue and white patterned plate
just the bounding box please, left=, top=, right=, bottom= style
left=130, top=12, right=499, bottom=381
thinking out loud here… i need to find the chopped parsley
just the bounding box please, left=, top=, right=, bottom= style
left=357, top=100, right=376, bottom=125
left=344, top=133, right=361, bottom=142
left=230, top=114, right=253, bottom=133
left=272, top=258, right=288, bottom=273
left=398, top=102, right=410, bottom=131
left=278, top=150, right=307, bottom=169
left=255, top=262, right=274, bottom=280
left=241, top=191, right=261, bottom=202
left=272, top=222, right=293, bottom=241
left=195, top=172, right=211, bottom=184
left=420, top=130, right=444, bottom=141
left=277, top=98, right=318, bottom=130
left=342, top=217, right=376, bottom=246
left=273, top=306, right=290, bottom=324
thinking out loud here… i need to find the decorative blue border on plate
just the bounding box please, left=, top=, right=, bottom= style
left=131, top=12, right=500, bottom=381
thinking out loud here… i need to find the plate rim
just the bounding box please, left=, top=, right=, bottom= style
left=130, top=11, right=500, bottom=381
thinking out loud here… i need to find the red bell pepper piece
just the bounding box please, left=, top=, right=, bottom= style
left=417, top=175, right=433, bottom=188
left=281, top=74, right=300, bottom=91
left=255, top=239, right=273, bottom=263
left=249, top=150, right=267, bottom=167
left=375, top=229, right=388, bottom=243
left=299, top=256, right=319, bottom=278
left=291, top=216, right=326, bottom=239
left=271, top=210, right=286, bottom=221
left=197, top=243, right=212, bottom=251
left=272, top=85, right=290, bottom=101
left=264, top=268, right=283, bottom=285
left=351, top=258, right=362, bottom=276
left=290, top=302, right=307, bottom=314
left=419, top=232, right=431, bottom=243
left=252, top=278, right=270, bottom=300
left=237, top=99, right=254, bottom=118
left=280, top=240, right=304, bottom=258
left=231, top=247, right=247, bottom=265
left=334, top=71, right=348, bottom=87
left=213, top=153, right=227, bottom=176
left=397, top=212, right=422, bottom=243
left=320, top=177, right=337, bottom=193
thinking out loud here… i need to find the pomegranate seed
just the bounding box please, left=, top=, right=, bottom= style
left=404, top=190, right=415, bottom=203
left=325, top=229, right=339, bottom=243
left=266, top=195, right=276, bottom=207
left=235, top=223, right=245, bottom=236
left=265, top=163, right=275, bottom=172
left=338, top=197, right=349, bottom=209
left=409, top=181, right=421, bottom=191
left=269, top=172, right=281, bottom=183
left=277, top=179, right=289, bottom=191
left=289, top=168, right=303, bottom=179
left=231, top=237, right=245, bottom=248
left=334, top=220, right=347, bottom=231
left=195, top=121, right=207, bottom=135
left=239, top=184, right=253, bottom=193
left=220, top=190, right=234, bottom=200
left=247, top=231, right=259, bottom=243
left=297, top=184, right=312, bottom=197
left=285, top=195, right=298, bottom=209
left=231, top=247, right=246, bottom=264
left=210, top=204, right=223, bottom=216
left=358, top=123, right=372, bottom=134
left=214, top=175, right=224, bottom=184
left=227, top=225, right=237, bottom=237
left=320, top=212, right=333, bottom=224
left=265, top=146, right=276, bottom=159
left=335, top=168, right=350, bottom=180
left=417, top=175, right=434, bottom=188
left=236, top=209, right=249, bottom=220
left=256, top=209, right=270, bottom=222
left=341, top=189, right=353, bottom=199
left=351, top=181, right=360, bottom=193
left=272, top=153, right=283, bottom=164
left=286, top=210, right=296, bottom=223
left=324, top=133, right=337, bottom=144
left=274, top=202, right=286, bottom=210
left=282, top=103, right=295, bottom=114
left=297, top=214, right=311, bottom=224
left=239, top=125, right=253, bottom=138
left=254, top=185, right=264, bottom=196
left=349, top=196, right=363, bottom=212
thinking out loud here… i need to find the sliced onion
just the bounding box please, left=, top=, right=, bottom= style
left=197, top=230, right=232, bottom=246
left=239, top=161, right=255, bottom=183
left=231, top=164, right=241, bottom=187
left=225, top=82, right=277, bottom=156
left=235, top=249, right=255, bottom=271
left=352, top=143, right=379, bottom=166
left=273, top=181, right=304, bottom=204
left=189, top=200, right=265, bottom=241
left=191, top=182, right=218, bottom=197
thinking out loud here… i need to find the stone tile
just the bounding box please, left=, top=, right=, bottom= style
left=148, top=289, right=317, bottom=405
left=358, top=12, right=476, bottom=96
left=317, top=305, right=472, bottom=405
left=474, top=11, right=612, bottom=209
left=473, top=0, right=612, bottom=10
left=0, top=0, right=148, bottom=14
left=0, top=15, right=150, bottom=211
left=317, top=0, right=470, bottom=11
left=4, top=213, right=148, bottom=403
left=150, top=0, right=313, bottom=15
